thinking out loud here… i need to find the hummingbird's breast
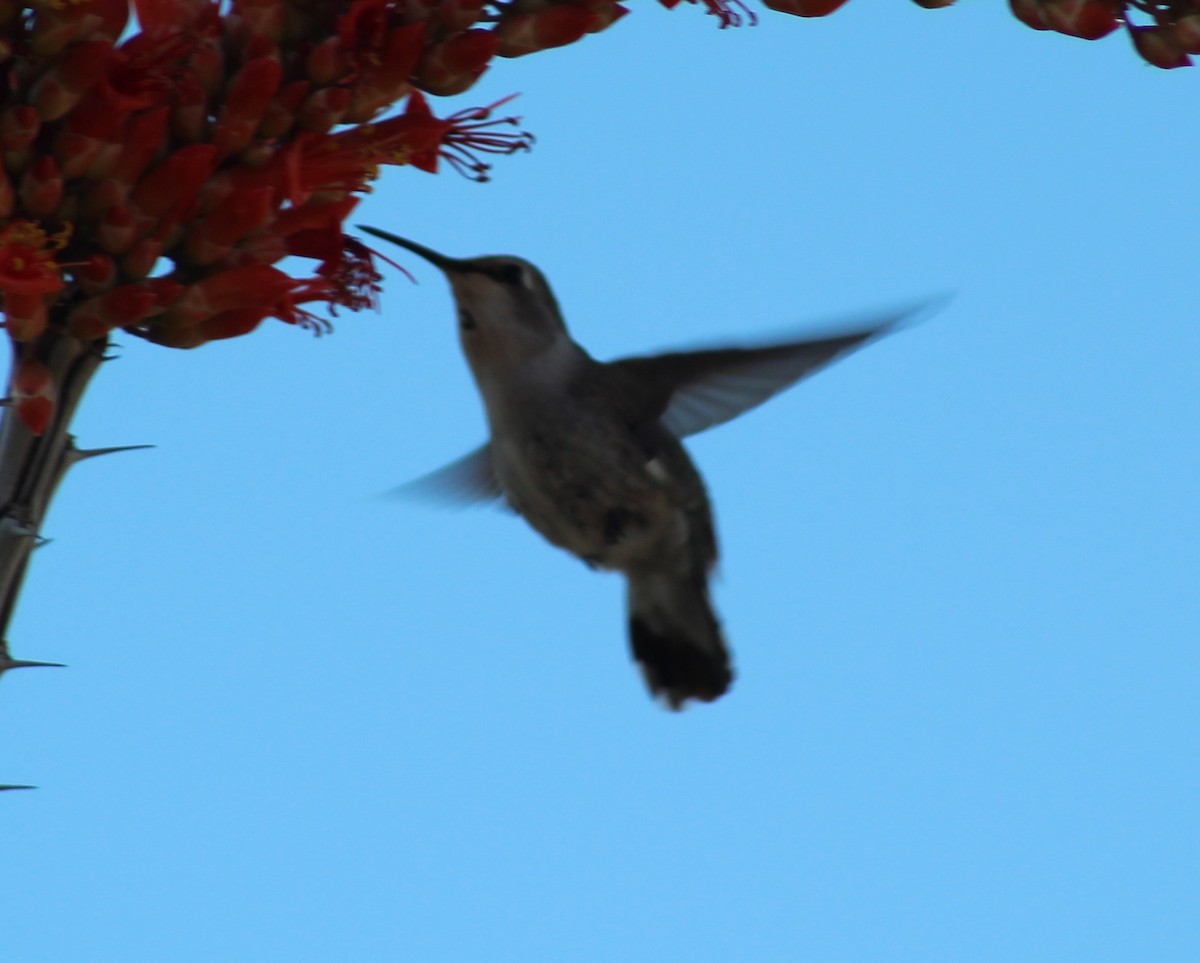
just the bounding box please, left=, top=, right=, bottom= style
left=482, top=368, right=716, bottom=575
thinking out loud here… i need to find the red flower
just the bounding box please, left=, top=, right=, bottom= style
left=0, top=222, right=69, bottom=342
left=381, top=91, right=535, bottom=182
left=0, top=0, right=543, bottom=354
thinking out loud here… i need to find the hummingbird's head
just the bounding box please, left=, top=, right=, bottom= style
left=357, top=227, right=568, bottom=369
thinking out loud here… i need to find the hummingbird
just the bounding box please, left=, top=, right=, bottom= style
left=360, top=225, right=926, bottom=710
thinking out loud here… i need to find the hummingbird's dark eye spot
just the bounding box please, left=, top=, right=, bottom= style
left=491, top=264, right=526, bottom=287
left=459, top=309, right=477, bottom=331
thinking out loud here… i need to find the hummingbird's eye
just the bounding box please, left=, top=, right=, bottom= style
left=491, top=263, right=526, bottom=287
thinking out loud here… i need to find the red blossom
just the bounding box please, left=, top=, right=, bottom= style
left=367, top=90, right=535, bottom=182
left=0, top=222, right=68, bottom=298
left=0, top=0, right=546, bottom=353
left=0, top=220, right=70, bottom=341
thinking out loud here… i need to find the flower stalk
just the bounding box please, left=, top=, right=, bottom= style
left=0, top=0, right=560, bottom=780
left=0, top=328, right=105, bottom=678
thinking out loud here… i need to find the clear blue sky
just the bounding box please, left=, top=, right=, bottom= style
left=5, top=4, right=1198, bottom=960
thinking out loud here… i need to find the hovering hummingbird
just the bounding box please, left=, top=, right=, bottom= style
left=361, top=225, right=927, bottom=710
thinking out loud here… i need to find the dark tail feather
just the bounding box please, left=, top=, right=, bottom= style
left=626, top=573, right=733, bottom=710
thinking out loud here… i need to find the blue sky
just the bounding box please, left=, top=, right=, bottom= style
left=5, top=3, right=1199, bottom=960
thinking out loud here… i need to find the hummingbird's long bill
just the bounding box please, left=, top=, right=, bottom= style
left=357, top=225, right=464, bottom=272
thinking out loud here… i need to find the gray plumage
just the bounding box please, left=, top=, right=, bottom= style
left=361, top=225, right=928, bottom=709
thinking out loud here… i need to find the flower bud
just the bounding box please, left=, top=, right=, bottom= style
left=1, top=105, right=40, bottom=152
left=67, top=283, right=159, bottom=341
left=495, top=6, right=601, bottom=57
left=1041, top=0, right=1118, bottom=40
left=414, top=30, right=499, bottom=95
left=110, top=107, right=171, bottom=193
left=0, top=165, right=13, bottom=220
left=184, top=186, right=275, bottom=266
left=11, top=356, right=54, bottom=435
left=1009, top=0, right=1049, bottom=30
left=438, top=0, right=487, bottom=32
left=261, top=81, right=311, bottom=138
left=1174, top=15, right=1200, bottom=55
left=19, top=156, right=63, bottom=218
left=214, top=55, right=284, bottom=159
left=121, top=238, right=164, bottom=281
left=30, top=39, right=113, bottom=121
left=306, top=36, right=347, bottom=86
left=98, top=205, right=137, bottom=255
left=76, top=255, right=117, bottom=296
left=761, top=0, right=849, bottom=16
left=1130, top=24, right=1192, bottom=69
left=299, top=86, right=351, bottom=134
left=237, top=0, right=285, bottom=41
left=585, top=1, right=630, bottom=32
left=3, top=292, right=50, bottom=343
left=130, top=145, right=218, bottom=229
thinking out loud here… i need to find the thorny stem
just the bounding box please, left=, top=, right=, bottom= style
left=0, top=328, right=107, bottom=679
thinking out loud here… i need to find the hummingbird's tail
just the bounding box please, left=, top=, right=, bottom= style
left=626, top=571, right=733, bottom=709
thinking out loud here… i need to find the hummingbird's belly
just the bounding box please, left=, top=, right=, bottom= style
left=490, top=432, right=686, bottom=571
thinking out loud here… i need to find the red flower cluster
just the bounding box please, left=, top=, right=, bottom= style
left=0, top=0, right=608, bottom=434
left=1011, top=1, right=1200, bottom=68
left=706, top=0, right=1197, bottom=69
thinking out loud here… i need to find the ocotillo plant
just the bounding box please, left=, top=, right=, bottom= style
left=0, top=0, right=560, bottom=696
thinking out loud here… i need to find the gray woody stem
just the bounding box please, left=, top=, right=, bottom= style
left=0, top=331, right=107, bottom=680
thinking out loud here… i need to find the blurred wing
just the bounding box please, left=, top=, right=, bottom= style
left=387, top=444, right=506, bottom=508
left=609, top=303, right=930, bottom=438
